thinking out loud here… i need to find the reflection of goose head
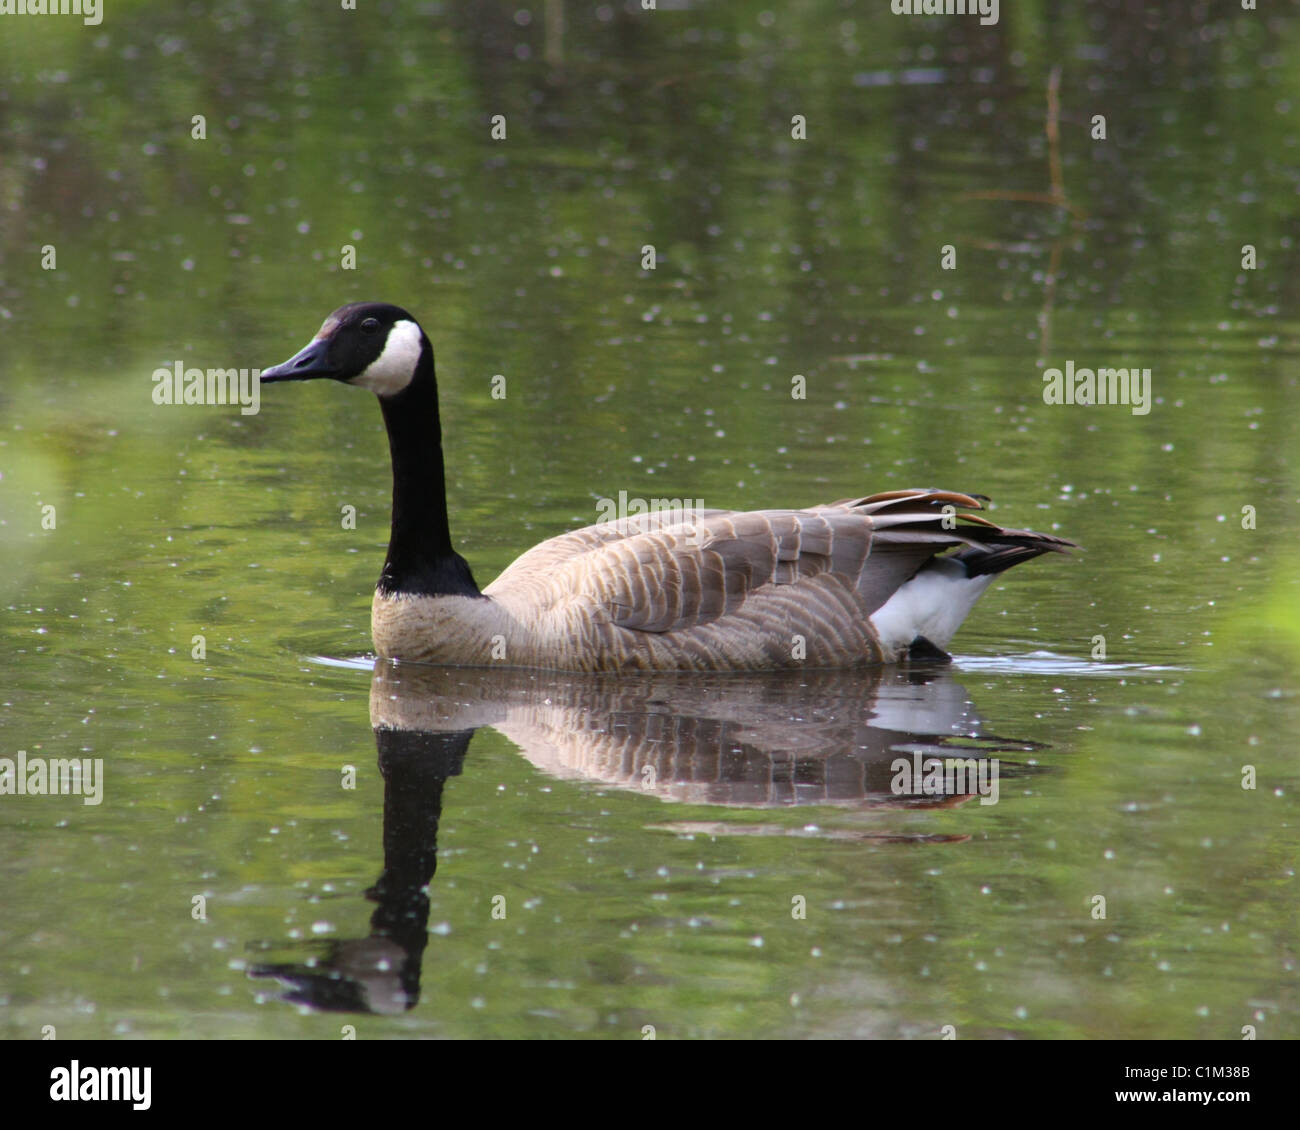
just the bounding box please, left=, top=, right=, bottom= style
left=250, top=935, right=416, bottom=1015
left=369, top=661, right=1042, bottom=809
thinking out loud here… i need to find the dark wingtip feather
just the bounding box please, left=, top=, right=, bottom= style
left=951, top=531, right=1078, bottom=578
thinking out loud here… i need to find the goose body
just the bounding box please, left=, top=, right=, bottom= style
left=261, top=303, right=1075, bottom=671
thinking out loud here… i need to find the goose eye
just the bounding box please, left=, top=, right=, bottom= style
left=360, top=318, right=380, bottom=335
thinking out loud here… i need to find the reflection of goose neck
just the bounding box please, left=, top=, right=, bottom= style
left=370, top=727, right=472, bottom=944
left=246, top=723, right=474, bottom=1015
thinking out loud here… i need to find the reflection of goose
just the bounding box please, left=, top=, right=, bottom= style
left=261, top=302, right=1075, bottom=671
left=370, top=662, right=1042, bottom=809
left=251, top=664, right=1047, bottom=1014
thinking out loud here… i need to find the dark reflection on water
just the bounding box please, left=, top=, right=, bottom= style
left=251, top=723, right=468, bottom=1015
left=251, top=660, right=1048, bottom=1014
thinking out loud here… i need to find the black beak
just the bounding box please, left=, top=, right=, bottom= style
left=260, top=337, right=338, bottom=383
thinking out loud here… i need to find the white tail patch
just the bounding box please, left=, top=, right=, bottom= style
left=869, top=558, right=995, bottom=658
left=351, top=319, right=422, bottom=396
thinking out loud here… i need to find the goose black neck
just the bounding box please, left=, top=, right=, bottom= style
left=376, top=353, right=481, bottom=599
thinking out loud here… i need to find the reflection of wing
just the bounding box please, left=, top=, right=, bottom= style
left=370, top=662, right=1045, bottom=809
left=482, top=490, right=1073, bottom=669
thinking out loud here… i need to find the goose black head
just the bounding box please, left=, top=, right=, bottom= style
left=261, top=302, right=429, bottom=397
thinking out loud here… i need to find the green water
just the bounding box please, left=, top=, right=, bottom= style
left=1, top=1, right=1297, bottom=1039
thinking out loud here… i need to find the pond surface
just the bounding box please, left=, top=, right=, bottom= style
left=1, top=2, right=1297, bottom=1039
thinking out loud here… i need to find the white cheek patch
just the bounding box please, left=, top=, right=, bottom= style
left=350, top=319, right=423, bottom=396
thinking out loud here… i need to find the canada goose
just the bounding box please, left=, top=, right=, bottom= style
left=261, top=302, right=1075, bottom=671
